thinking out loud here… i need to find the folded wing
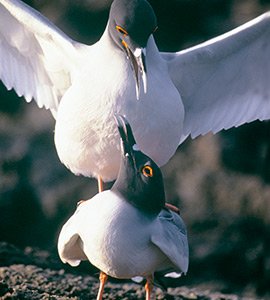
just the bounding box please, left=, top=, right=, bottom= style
left=151, top=209, right=189, bottom=274
left=57, top=208, right=88, bottom=267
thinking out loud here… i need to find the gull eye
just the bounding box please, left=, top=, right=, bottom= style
left=116, top=25, right=128, bottom=36
left=142, top=165, right=153, bottom=178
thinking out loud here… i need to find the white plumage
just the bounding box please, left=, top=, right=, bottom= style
left=58, top=114, right=189, bottom=299
left=1, top=0, right=270, bottom=182
left=58, top=191, right=188, bottom=279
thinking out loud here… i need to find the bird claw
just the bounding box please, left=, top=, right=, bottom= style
left=165, top=203, right=180, bottom=214
left=77, top=200, right=86, bottom=207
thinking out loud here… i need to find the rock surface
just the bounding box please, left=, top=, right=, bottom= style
left=0, top=242, right=257, bottom=300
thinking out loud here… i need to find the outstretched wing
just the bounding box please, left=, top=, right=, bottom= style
left=151, top=209, right=189, bottom=274
left=0, top=0, right=89, bottom=116
left=162, top=12, right=270, bottom=142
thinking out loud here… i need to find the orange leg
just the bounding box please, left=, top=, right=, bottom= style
left=77, top=175, right=104, bottom=206
left=145, top=275, right=154, bottom=300
left=98, top=175, right=104, bottom=193
left=96, top=271, right=108, bottom=300
left=95, top=178, right=106, bottom=300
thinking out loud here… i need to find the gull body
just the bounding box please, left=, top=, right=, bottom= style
left=58, top=190, right=187, bottom=279
left=54, top=32, right=182, bottom=180
left=58, top=115, right=188, bottom=299
left=1, top=0, right=270, bottom=183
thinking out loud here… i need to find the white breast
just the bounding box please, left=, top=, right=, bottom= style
left=54, top=33, right=184, bottom=181
left=75, top=191, right=171, bottom=278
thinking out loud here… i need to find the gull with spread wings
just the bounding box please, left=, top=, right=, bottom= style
left=1, top=0, right=270, bottom=191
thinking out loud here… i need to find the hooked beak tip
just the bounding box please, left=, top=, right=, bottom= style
left=124, top=45, right=147, bottom=100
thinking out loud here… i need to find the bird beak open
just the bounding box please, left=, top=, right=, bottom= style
left=114, top=114, right=138, bottom=160
left=122, top=41, right=147, bottom=100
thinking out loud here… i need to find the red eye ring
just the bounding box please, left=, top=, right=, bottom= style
left=116, top=25, right=128, bottom=36
left=142, top=165, right=153, bottom=177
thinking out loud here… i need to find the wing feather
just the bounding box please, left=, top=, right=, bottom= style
left=57, top=209, right=88, bottom=267
left=151, top=209, right=189, bottom=274
left=162, top=12, right=270, bottom=141
left=0, top=0, right=89, bottom=115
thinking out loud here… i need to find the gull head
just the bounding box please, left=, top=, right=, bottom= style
left=112, top=114, right=165, bottom=214
left=108, top=0, right=157, bottom=99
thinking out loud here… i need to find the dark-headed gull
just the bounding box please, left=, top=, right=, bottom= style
left=1, top=0, right=270, bottom=190
left=58, top=115, right=189, bottom=300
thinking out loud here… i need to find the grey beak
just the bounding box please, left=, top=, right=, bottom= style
left=114, top=114, right=137, bottom=158
left=123, top=44, right=147, bottom=100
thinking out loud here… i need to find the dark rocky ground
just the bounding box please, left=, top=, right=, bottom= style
left=0, top=242, right=261, bottom=299
left=1, top=0, right=270, bottom=299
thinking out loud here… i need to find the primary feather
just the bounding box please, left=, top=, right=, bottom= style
left=163, top=12, right=270, bottom=142
left=0, top=0, right=87, bottom=115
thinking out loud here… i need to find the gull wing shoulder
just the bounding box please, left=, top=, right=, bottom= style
left=0, top=0, right=90, bottom=116
left=162, top=12, right=270, bottom=141
left=151, top=208, right=189, bottom=274
left=57, top=206, right=88, bottom=267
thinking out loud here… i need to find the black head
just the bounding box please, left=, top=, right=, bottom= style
left=107, top=0, right=158, bottom=99
left=108, top=0, right=157, bottom=49
left=112, top=114, right=165, bottom=215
